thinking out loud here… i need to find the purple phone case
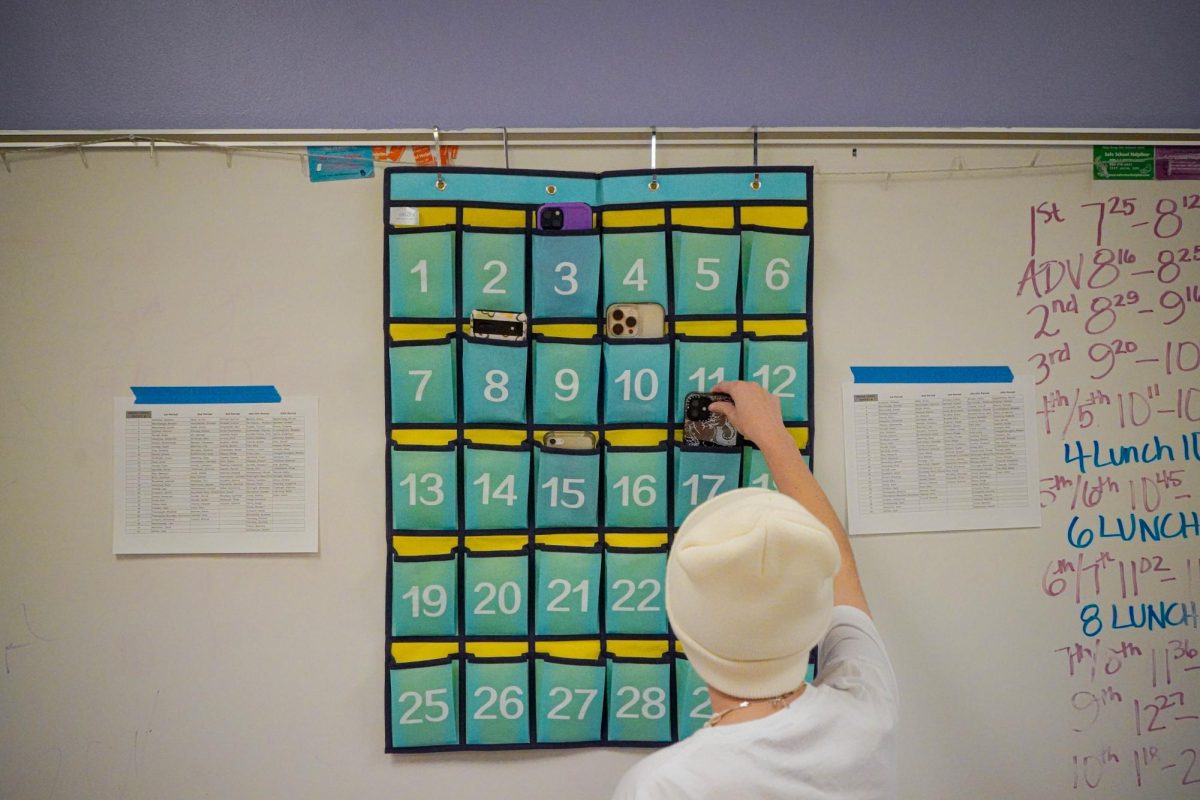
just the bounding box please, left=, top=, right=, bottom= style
left=537, top=202, right=592, bottom=230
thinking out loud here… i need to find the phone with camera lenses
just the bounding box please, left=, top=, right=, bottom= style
left=683, top=392, right=737, bottom=447
left=604, top=303, right=666, bottom=339
left=537, top=202, right=592, bottom=231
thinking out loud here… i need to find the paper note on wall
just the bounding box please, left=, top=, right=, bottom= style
left=842, top=368, right=1041, bottom=535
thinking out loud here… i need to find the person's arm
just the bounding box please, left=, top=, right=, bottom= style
left=709, top=381, right=871, bottom=617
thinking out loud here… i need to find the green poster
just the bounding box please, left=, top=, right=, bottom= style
left=1093, top=146, right=1154, bottom=180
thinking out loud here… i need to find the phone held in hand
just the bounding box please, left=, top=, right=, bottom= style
left=683, top=392, right=737, bottom=448
left=536, top=202, right=592, bottom=231
left=604, top=303, right=666, bottom=339
left=542, top=430, right=597, bottom=450
left=470, top=309, right=528, bottom=341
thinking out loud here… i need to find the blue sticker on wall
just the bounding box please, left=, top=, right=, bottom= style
left=307, top=146, right=375, bottom=182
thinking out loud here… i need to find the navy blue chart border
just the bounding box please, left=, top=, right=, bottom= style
left=384, top=166, right=816, bottom=753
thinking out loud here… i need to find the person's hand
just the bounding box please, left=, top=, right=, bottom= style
left=707, top=380, right=790, bottom=449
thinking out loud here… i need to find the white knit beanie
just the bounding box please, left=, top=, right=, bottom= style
left=666, top=487, right=842, bottom=699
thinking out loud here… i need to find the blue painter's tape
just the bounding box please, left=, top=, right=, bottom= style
left=850, top=366, right=1013, bottom=384
left=131, top=386, right=282, bottom=404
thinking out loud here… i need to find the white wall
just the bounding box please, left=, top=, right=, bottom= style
left=1, top=142, right=1196, bottom=798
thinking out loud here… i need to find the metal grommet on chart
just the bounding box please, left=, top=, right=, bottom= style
left=546, top=184, right=557, bottom=195
left=648, top=126, right=659, bottom=191
left=750, top=126, right=761, bottom=190
left=433, top=126, right=446, bottom=190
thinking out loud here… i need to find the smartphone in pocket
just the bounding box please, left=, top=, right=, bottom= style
left=605, top=303, right=665, bottom=338
left=471, top=309, right=528, bottom=341
left=542, top=430, right=597, bottom=450
left=537, top=202, right=592, bottom=231
left=683, top=392, right=737, bottom=447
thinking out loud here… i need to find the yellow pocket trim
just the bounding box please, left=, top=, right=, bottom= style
left=464, top=428, right=529, bottom=446
left=389, top=322, right=456, bottom=341
left=671, top=207, right=734, bottom=229
left=605, top=532, right=669, bottom=549
left=673, top=320, right=738, bottom=337
left=743, top=318, right=809, bottom=336
left=602, top=208, right=665, bottom=228
left=392, top=429, right=457, bottom=447
left=741, top=426, right=807, bottom=451
left=741, top=205, right=809, bottom=229
left=393, top=535, right=458, bottom=557
left=535, top=532, right=600, bottom=548
left=607, top=640, right=670, bottom=659
left=535, top=640, right=601, bottom=660
left=465, top=534, right=528, bottom=552
left=390, top=206, right=457, bottom=228
left=603, top=428, right=667, bottom=447
left=466, top=641, right=530, bottom=658
left=532, top=323, right=600, bottom=339
left=392, top=642, right=459, bottom=663
left=786, top=426, right=810, bottom=449
left=464, top=207, right=527, bottom=228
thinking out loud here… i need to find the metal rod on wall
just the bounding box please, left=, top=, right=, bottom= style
left=1, top=128, right=1197, bottom=150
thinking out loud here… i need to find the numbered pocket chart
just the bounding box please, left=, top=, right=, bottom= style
left=384, top=166, right=815, bottom=751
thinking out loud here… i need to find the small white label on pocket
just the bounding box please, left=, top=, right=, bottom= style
left=390, top=206, right=420, bottom=226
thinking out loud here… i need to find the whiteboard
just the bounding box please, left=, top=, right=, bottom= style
left=1, top=141, right=1197, bottom=799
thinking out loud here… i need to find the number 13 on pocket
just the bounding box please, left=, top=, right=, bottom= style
left=391, top=447, right=458, bottom=530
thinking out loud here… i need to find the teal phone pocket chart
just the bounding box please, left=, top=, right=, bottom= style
left=384, top=166, right=815, bottom=752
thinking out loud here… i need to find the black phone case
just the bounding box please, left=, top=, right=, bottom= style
left=682, top=393, right=738, bottom=447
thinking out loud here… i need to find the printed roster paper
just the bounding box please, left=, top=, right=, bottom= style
left=842, top=379, right=1041, bottom=535
left=113, top=396, right=319, bottom=554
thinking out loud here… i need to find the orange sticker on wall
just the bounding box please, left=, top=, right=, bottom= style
left=372, top=146, right=406, bottom=162
left=412, top=145, right=460, bottom=166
